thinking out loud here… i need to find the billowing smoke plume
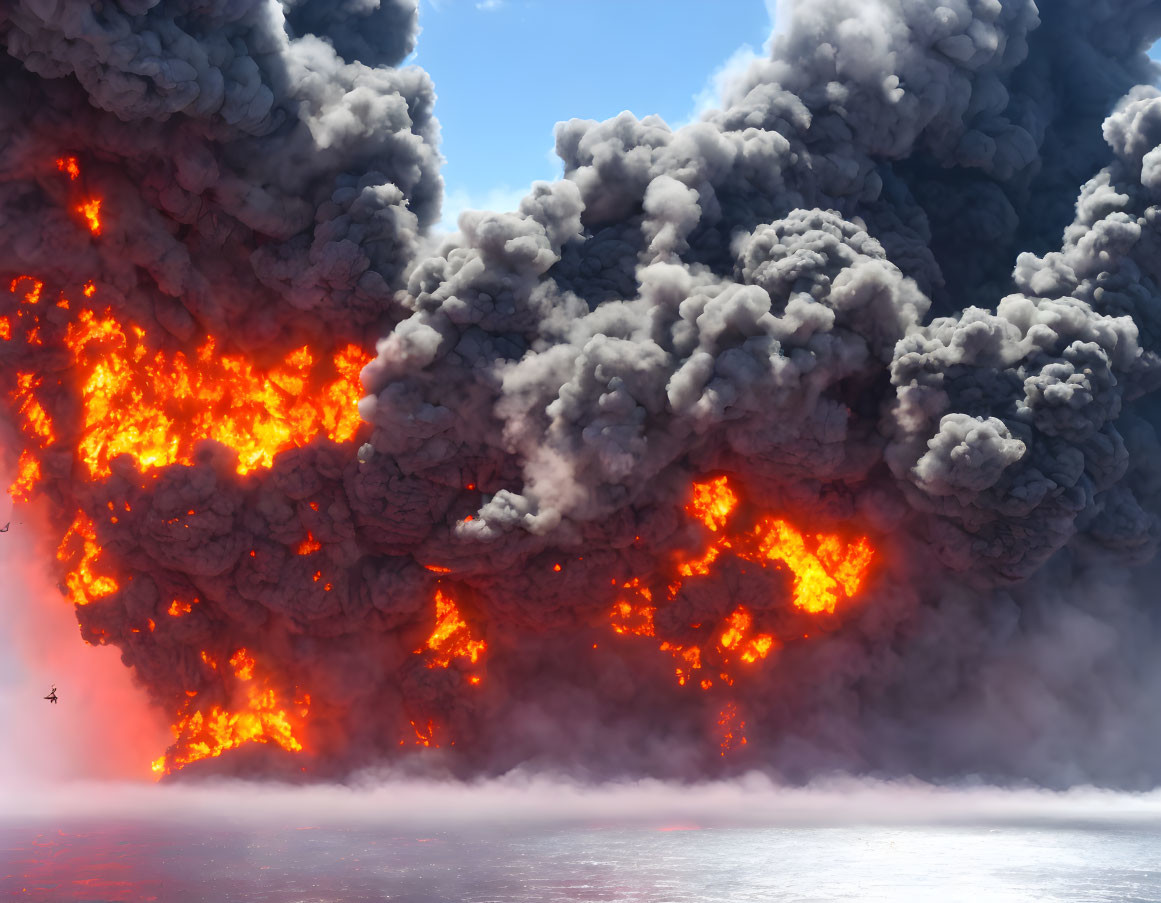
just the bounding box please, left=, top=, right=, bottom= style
left=4, top=0, right=1161, bottom=788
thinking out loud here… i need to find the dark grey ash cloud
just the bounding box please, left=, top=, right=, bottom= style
left=4, top=0, right=1161, bottom=789
left=0, top=0, right=440, bottom=348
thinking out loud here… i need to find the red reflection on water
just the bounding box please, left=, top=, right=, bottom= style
left=3, top=828, right=162, bottom=902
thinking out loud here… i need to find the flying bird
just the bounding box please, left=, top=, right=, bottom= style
left=44, top=684, right=57, bottom=704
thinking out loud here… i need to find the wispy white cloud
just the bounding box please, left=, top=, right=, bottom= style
left=765, top=0, right=778, bottom=29
left=671, top=0, right=780, bottom=129
left=675, top=43, right=763, bottom=128
left=436, top=183, right=532, bottom=233
left=476, top=0, right=504, bottom=9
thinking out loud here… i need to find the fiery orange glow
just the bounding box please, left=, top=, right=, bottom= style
left=610, top=580, right=655, bottom=637
left=9, top=449, right=41, bottom=502
left=2, top=175, right=375, bottom=788
left=296, top=532, right=322, bottom=555
left=422, top=588, right=486, bottom=669
left=77, top=199, right=101, bottom=235
left=718, top=609, right=777, bottom=664
left=11, top=372, right=55, bottom=445
left=689, top=476, right=738, bottom=531
left=168, top=594, right=195, bottom=617
left=229, top=648, right=256, bottom=681
left=411, top=719, right=437, bottom=748
left=56, top=511, right=118, bottom=606
left=10, top=369, right=54, bottom=445
left=11, top=276, right=42, bottom=304
left=56, top=156, right=80, bottom=180
left=717, top=703, right=747, bottom=756
left=151, top=649, right=307, bottom=777
left=609, top=477, right=875, bottom=750
left=683, top=478, right=876, bottom=617
left=63, top=309, right=370, bottom=477
left=752, top=516, right=873, bottom=615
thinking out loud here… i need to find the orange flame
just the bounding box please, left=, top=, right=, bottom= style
left=423, top=588, right=486, bottom=669
left=151, top=649, right=307, bottom=777
left=77, top=199, right=101, bottom=235
left=64, top=309, right=370, bottom=477
left=296, top=532, right=321, bottom=555
left=411, top=719, right=437, bottom=748
left=717, top=703, right=746, bottom=756
left=229, top=648, right=256, bottom=681
left=9, top=449, right=41, bottom=502
left=688, top=476, right=738, bottom=531
left=753, top=517, right=874, bottom=615
left=11, top=372, right=55, bottom=446
left=609, top=477, right=875, bottom=745
left=11, top=276, right=42, bottom=305
left=56, top=511, right=118, bottom=606
left=609, top=580, right=655, bottom=637
left=167, top=598, right=195, bottom=617
left=56, top=157, right=80, bottom=180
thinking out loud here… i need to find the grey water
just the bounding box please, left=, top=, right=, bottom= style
left=3, top=819, right=1161, bottom=902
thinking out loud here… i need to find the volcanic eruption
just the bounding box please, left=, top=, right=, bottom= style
left=3, top=0, right=1161, bottom=787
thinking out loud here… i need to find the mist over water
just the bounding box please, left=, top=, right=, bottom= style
left=4, top=779, right=1161, bottom=902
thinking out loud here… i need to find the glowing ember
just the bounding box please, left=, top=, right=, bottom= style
left=422, top=588, right=487, bottom=669
left=167, top=594, right=193, bottom=617
left=9, top=449, right=40, bottom=502
left=56, top=156, right=80, bottom=180
left=411, top=719, right=437, bottom=748
left=230, top=648, right=256, bottom=681
left=77, top=199, right=101, bottom=235
left=609, top=581, right=656, bottom=637
left=56, top=511, right=118, bottom=606
left=151, top=649, right=306, bottom=777
left=717, top=703, right=747, bottom=756
left=11, top=276, right=42, bottom=305
left=296, top=532, right=322, bottom=555
left=689, top=476, right=738, bottom=531
left=753, top=517, right=873, bottom=615
left=609, top=476, right=875, bottom=742
left=11, top=372, right=55, bottom=445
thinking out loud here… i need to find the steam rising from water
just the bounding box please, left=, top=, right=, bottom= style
left=5, top=776, right=1161, bottom=830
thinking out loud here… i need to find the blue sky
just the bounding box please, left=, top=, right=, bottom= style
left=411, top=1, right=776, bottom=229
left=414, top=5, right=1161, bottom=232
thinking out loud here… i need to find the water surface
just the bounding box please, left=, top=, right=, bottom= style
left=4, top=818, right=1161, bottom=902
